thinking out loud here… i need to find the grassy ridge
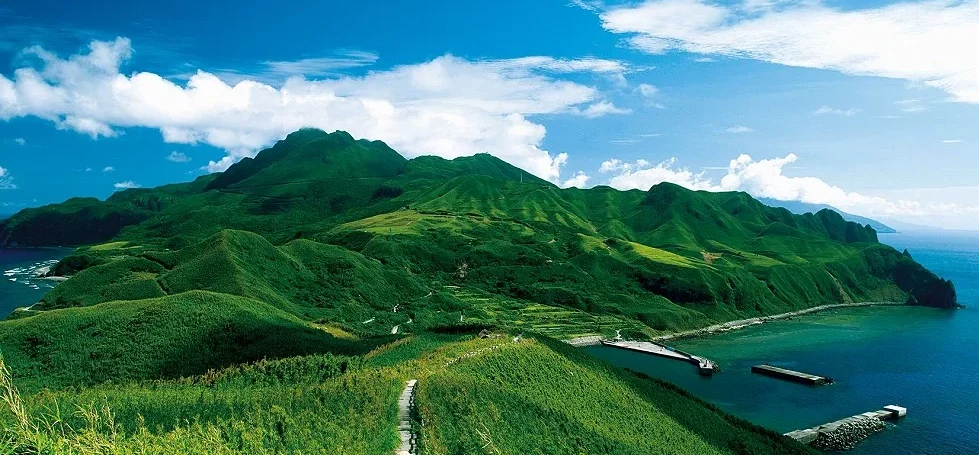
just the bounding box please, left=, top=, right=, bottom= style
left=0, top=291, right=376, bottom=391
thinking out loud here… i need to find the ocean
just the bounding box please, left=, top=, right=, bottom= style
left=0, top=248, right=70, bottom=317
left=589, top=231, right=979, bottom=454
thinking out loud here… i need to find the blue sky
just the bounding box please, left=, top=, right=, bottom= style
left=0, top=0, right=976, bottom=228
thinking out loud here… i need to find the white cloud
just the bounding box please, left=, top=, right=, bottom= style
left=0, top=38, right=629, bottom=183
left=569, top=0, right=602, bottom=12
left=602, top=157, right=715, bottom=190
left=113, top=181, right=140, bottom=189
left=599, top=0, right=979, bottom=103
left=635, top=83, right=666, bottom=108
left=562, top=171, right=591, bottom=188
left=637, top=83, right=658, bottom=97
left=13, top=137, right=24, bottom=145
left=941, top=139, right=964, bottom=144
left=166, top=151, right=191, bottom=162
left=0, top=166, right=15, bottom=189
left=726, top=125, right=753, bottom=133
left=812, top=105, right=859, bottom=116
left=102, top=166, right=114, bottom=173
left=576, top=100, right=632, bottom=118
left=598, top=153, right=979, bottom=226
left=894, top=99, right=928, bottom=113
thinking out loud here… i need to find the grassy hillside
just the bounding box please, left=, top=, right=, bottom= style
left=1, top=333, right=816, bottom=454
left=0, top=290, right=376, bottom=391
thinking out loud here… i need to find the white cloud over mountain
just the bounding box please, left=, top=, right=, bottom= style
left=600, top=0, right=979, bottom=103
left=0, top=38, right=629, bottom=182
left=598, top=153, right=979, bottom=223
left=113, top=181, right=140, bottom=189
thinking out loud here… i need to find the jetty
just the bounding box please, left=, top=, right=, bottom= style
left=751, top=364, right=832, bottom=385
left=785, top=406, right=906, bottom=451
left=600, top=340, right=718, bottom=375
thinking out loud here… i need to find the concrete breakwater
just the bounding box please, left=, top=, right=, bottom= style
left=599, top=340, right=719, bottom=375
left=785, top=406, right=906, bottom=451
left=563, top=302, right=902, bottom=347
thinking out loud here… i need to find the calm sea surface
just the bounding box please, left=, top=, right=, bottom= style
left=588, top=231, right=979, bottom=454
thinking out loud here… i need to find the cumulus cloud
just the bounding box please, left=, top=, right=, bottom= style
left=0, top=38, right=629, bottom=182
left=601, top=157, right=715, bottom=190
left=599, top=0, right=979, bottom=103
left=726, top=125, right=753, bottom=133
left=166, top=151, right=191, bottom=162
left=562, top=171, right=591, bottom=188
left=597, top=153, right=979, bottom=221
left=102, top=166, right=114, bottom=173
left=0, top=166, right=15, bottom=189
left=113, top=181, right=140, bottom=189
left=576, top=101, right=632, bottom=118
left=812, top=106, right=859, bottom=116
left=13, top=137, right=24, bottom=145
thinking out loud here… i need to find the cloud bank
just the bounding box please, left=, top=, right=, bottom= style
left=0, top=38, right=629, bottom=182
left=598, top=153, right=979, bottom=221
left=599, top=0, right=979, bottom=103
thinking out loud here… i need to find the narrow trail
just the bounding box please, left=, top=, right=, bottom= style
left=396, top=379, right=419, bottom=455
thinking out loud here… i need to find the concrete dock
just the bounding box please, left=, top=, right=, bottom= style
left=600, top=340, right=718, bottom=375
left=785, top=405, right=906, bottom=450
left=751, top=364, right=831, bottom=385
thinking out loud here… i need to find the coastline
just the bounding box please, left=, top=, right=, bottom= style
left=566, top=301, right=903, bottom=347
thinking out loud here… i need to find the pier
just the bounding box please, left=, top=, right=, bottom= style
left=751, top=364, right=832, bottom=385
left=600, top=340, right=718, bottom=375
left=784, top=405, right=906, bottom=451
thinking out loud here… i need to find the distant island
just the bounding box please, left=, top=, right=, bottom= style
left=0, top=129, right=957, bottom=453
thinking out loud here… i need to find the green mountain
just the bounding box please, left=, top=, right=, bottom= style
left=0, top=129, right=957, bottom=454
left=756, top=197, right=897, bottom=233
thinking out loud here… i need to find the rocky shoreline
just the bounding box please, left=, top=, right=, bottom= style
left=565, top=301, right=903, bottom=347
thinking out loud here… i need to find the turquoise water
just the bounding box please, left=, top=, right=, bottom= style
left=589, top=232, right=979, bottom=454
left=0, top=248, right=69, bottom=317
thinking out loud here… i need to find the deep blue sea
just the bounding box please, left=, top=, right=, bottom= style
left=589, top=231, right=979, bottom=454
left=0, top=248, right=69, bottom=317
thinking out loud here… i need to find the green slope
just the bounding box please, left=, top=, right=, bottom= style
left=0, top=290, right=372, bottom=391
left=2, top=333, right=815, bottom=454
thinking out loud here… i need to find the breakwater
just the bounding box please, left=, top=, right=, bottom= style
left=751, top=364, right=831, bottom=385
left=599, top=340, right=718, bottom=375
left=785, top=406, right=906, bottom=451
left=652, top=301, right=902, bottom=342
